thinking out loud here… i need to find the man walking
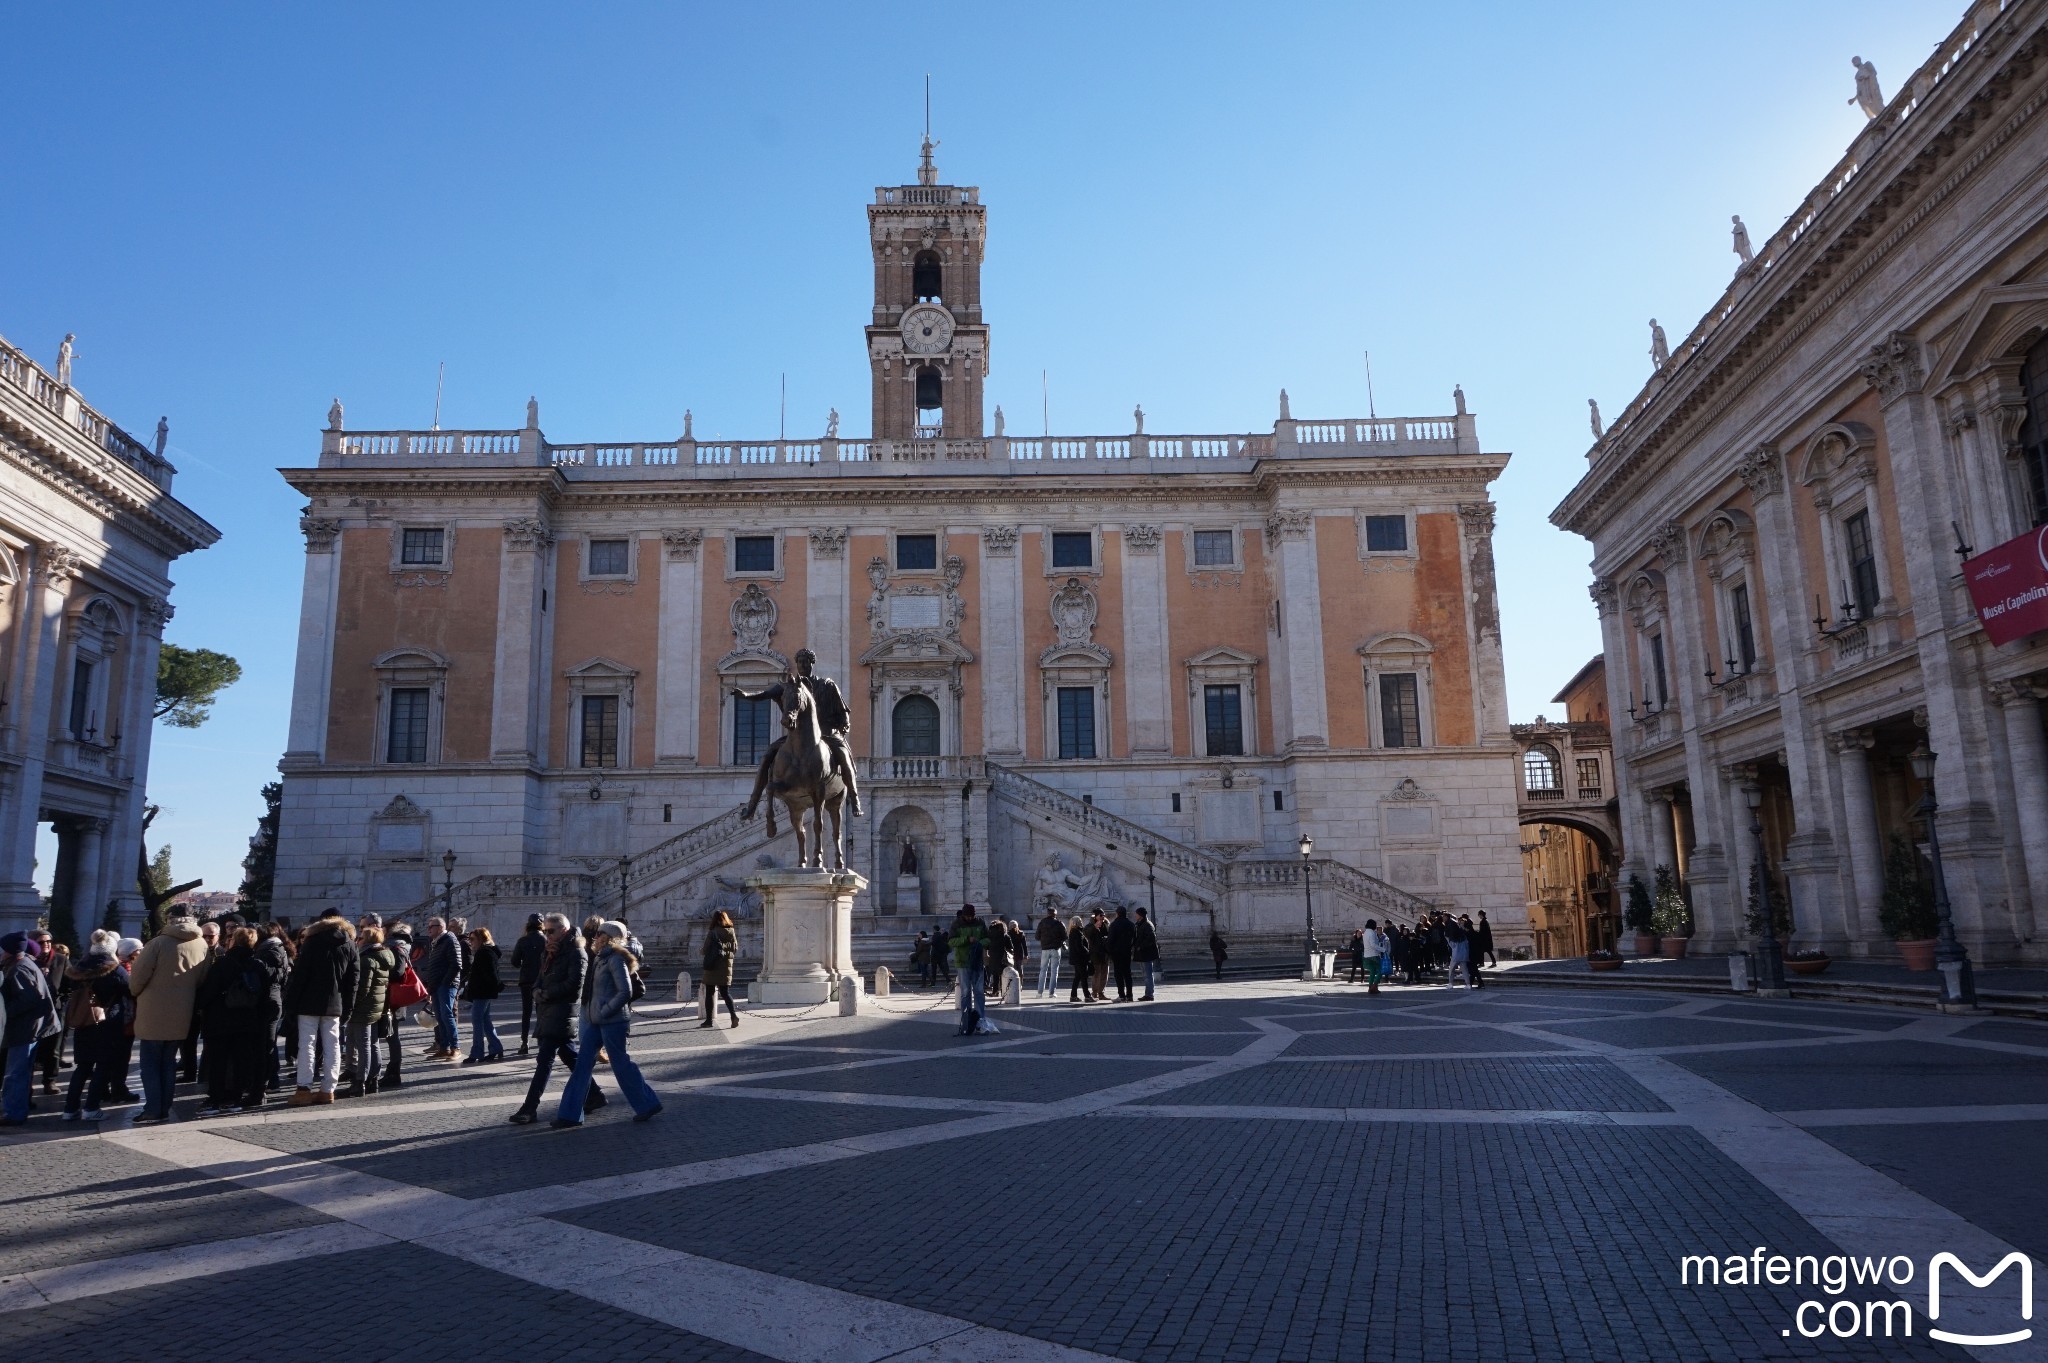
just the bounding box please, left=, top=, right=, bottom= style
left=949, top=906, right=988, bottom=1035
left=1133, top=906, right=1161, bottom=1000
left=1035, top=909, right=1065, bottom=997
left=1476, top=910, right=1497, bottom=969
left=510, top=913, right=607, bottom=1124
left=417, top=917, right=462, bottom=1060
left=127, top=905, right=210, bottom=1123
left=1107, top=905, right=1137, bottom=1002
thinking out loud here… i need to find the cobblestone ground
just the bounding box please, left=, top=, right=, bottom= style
left=0, top=979, right=2041, bottom=1362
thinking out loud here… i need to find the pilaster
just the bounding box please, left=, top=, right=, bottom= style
left=1119, top=525, right=1170, bottom=755
left=1266, top=510, right=1326, bottom=749
left=979, top=526, right=1024, bottom=755
left=656, top=529, right=704, bottom=764
left=284, top=517, right=342, bottom=763
left=490, top=517, right=553, bottom=764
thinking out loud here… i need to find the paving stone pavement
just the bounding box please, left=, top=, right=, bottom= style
left=0, top=981, right=2040, bottom=1361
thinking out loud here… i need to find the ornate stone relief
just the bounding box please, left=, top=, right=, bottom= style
left=1861, top=331, right=1926, bottom=404
left=731, top=583, right=778, bottom=652
left=1124, top=524, right=1162, bottom=553
left=1264, top=510, right=1313, bottom=544
left=982, top=525, right=1018, bottom=556
left=1050, top=577, right=1099, bottom=647
left=1388, top=777, right=1436, bottom=802
left=662, top=528, right=702, bottom=562
left=1588, top=577, right=1618, bottom=618
left=866, top=555, right=966, bottom=643
left=38, top=544, right=84, bottom=585
left=396, top=573, right=451, bottom=591
left=807, top=526, right=848, bottom=559
left=378, top=794, right=424, bottom=819
left=504, top=518, right=554, bottom=552
left=1736, top=444, right=1784, bottom=498
left=299, top=518, right=342, bottom=553
left=1648, top=522, right=1690, bottom=565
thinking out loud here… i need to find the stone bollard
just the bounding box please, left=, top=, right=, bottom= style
left=1726, top=953, right=1751, bottom=994
left=838, top=974, right=864, bottom=1016
left=873, top=966, right=892, bottom=996
left=675, top=970, right=695, bottom=1003
left=1000, top=966, right=1022, bottom=1007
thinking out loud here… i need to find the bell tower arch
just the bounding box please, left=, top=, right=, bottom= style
left=866, top=137, right=988, bottom=440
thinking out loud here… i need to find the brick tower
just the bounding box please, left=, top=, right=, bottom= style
left=866, top=137, right=988, bottom=439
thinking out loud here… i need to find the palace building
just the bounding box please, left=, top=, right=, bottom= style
left=1554, top=0, right=2048, bottom=964
left=274, top=143, right=1523, bottom=961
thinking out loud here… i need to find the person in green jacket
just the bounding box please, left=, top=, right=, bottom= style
left=346, top=926, right=396, bottom=1098
left=949, top=906, right=990, bottom=1036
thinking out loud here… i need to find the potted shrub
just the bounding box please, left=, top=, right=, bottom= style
left=1587, top=948, right=1623, bottom=973
left=1652, top=865, right=1691, bottom=959
left=1878, top=833, right=1940, bottom=971
left=1784, top=949, right=1832, bottom=976
left=1742, top=861, right=1793, bottom=942
left=1625, top=874, right=1657, bottom=956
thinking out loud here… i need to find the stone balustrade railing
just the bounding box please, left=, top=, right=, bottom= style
left=985, top=763, right=1230, bottom=886
left=1236, top=857, right=1437, bottom=920
left=0, top=334, right=176, bottom=490
left=404, top=872, right=595, bottom=921
left=865, top=754, right=985, bottom=783
left=319, top=412, right=1480, bottom=474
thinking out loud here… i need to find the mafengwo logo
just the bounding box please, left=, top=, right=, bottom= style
left=1680, top=1248, right=2033, bottom=1344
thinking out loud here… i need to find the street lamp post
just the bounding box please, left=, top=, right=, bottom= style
left=1910, top=743, right=1976, bottom=1007
left=619, top=854, right=632, bottom=918
left=441, top=848, right=458, bottom=919
left=1143, top=844, right=1157, bottom=922
left=1298, top=832, right=1318, bottom=972
left=1742, top=785, right=1784, bottom=993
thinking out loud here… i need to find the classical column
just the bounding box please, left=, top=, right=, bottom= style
left=1648, top=790, right=1679, bottom=879
left=805, top=528, right=849, bottom=691
left=490, top=517, right=553, bottom=764
left=1826, top=728, right=1885, bottom=942
left=1458, top=503, right=1511, bottom=741
left=656, top=529, right=704, bottom=764
left=1992, top=681, right=2048, bottom=937
left=284, top=517, right=343, bottom=763
left=70, top=817, right=107, bottom=941
left=979, top=526, right=1023, bottom=755
left=1266, top=510, right=1327, bottom=749
left=108, top=597, right=173, bottom=933
left=0, top=545, right=80, bottom=924
left=1119, top=524, right=1170, bottom=755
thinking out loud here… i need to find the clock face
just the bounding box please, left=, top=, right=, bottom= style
left=901, top=304, right=955, bottom=356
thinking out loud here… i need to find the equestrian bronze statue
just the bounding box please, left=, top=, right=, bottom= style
left=733, top=648, right=864, bottom=870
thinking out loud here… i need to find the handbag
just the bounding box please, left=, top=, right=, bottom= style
left=386, top=959, right=429, bottom=1009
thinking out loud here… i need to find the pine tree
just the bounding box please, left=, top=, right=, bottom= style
left=237, top=781, right=282, bottom=920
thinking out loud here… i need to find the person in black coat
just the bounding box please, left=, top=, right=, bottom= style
left=60, top=947, right=130, bottom=1120
left=1106, top=906, right=1137, bottom=1002
left=1209, top=930, right=1228, bottom=981
left=281, top=913, right=358, bottom=1104
left=1133, top=907, right=1161, bottom=1001
left=510, top=914, right=606, bottom=1124
left=510, top=915, right=546, bottom=1057
left=1065, top=918, right=1094, bottom=1003
left=417, top=919, right=463, bottom=1061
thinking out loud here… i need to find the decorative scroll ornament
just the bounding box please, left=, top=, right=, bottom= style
left=662, top=528, right=702, bottom=561
left=1588, top=577, right=1618, bottom=617
left=1648, top=522, right=1689, bottom=565
left=1456, top=502, right=1497, bottom=537
left=39, top=544, right=85, bottom=584
left=504, top=518, right=554, bottom=552
left=731, top=583, right=778, bottom=651
left=1124, top=524, right=1162, bottom=553
left=1051, top=577, right=1099, bottom=646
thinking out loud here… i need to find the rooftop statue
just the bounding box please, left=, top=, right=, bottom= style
left=1588, top=399, right=1604, bottom=439
left=1850, top=57, right=1885, bottom=120
left=1649, top=319, right=1670, bottom=370
left=1731, top=215, right=1754, bottom=264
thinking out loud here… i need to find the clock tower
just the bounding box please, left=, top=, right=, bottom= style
left=866, top=137, right=988, bottom=440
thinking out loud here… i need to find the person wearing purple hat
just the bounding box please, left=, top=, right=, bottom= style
left=2, top=932, right=56, bottom=1126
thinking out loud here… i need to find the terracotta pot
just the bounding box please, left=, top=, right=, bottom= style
left=1588, top=957, right=1623, bottom=973
left=1784, top=955, right=1832, bottom=976
left=1633, top=934, right=1659, bottom=957
left=1896, top=938, right=1938, bottom=972
left=1660, top=936, right=1690, bottom=960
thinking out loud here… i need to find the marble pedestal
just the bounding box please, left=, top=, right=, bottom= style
left=749, top=868, right=866, bottom=1006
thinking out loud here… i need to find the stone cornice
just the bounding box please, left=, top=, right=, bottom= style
left=1553, top=4, right=2047, bottom=539
left=0, top=419, right=219, bottom=558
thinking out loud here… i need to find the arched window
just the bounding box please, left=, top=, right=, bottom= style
left=892, top=694, right=940, bottom=756
left=1523, top=743, right=1562, bottom=792
left=912, top=251, right=943, bottom=303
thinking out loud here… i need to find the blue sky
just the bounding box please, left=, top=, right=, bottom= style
left=4, top=1, right=1944, bottom=894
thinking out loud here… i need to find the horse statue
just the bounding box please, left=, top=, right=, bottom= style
left=755, top=677, right=848, bottom=870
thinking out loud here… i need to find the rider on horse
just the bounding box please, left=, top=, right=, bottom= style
left=734, top=648, right=865, bottom=819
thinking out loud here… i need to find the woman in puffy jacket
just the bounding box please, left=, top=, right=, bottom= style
left=699, top=912, right=739, bottom=1029
left=347, top=927, right=396, bottom=1097
left=61, top=945, right=130, bottom=1120
left=460, top=928, right=506, bottom=1065
left=553, top=921, right=661, bottom=1127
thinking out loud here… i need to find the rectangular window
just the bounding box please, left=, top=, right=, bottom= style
left=1050, top=532, right=1093, bottom=569
left=588, top=539, right=630, bottom=577
left=733, top=535, right=776, bottom=573
left=1273, top=790, right=1285, bottom=811
left=1649, top=634, right=1669, bottom=706
left=580, top=695, right=619, bottom=768
left=1843, top=511, right=1879, bottom=617
left=1363, top=515, right=1408, bottom=552
left=2020, top=335, right=2048, bottom=526
left=1730, top=584, right=1757, bottom=669
left=1378, top=672, right=1421, bottom=748
left=1577, top=756, right=1603, bottom=798
left=1192, top=529, right=1234, bottom=567
left=400, top=528, right=445, bottom=565
left=386, top=687, right=429, bottom=763
left=1056, top=686, right=1096, bottom=759
left=733, top=695, right=773, bottom=766
left=896, top=534, right=938, bottom=571
left=68, top=658, right=93, bottom=738
left=1203, top=684, right=1244, bottom=756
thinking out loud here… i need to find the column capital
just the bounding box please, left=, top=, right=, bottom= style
left=661, top=528, right=702, bottom=562
left=37, top=543, right=84, bottom=586
left=806, top=527, right=847, bottom=559
left=137, top=595, right=175, bottom=636
left=981, top=525, right=1018, bottom=556
left=1736, top=444, right=1785, bottom=500
left=1648, top=521, right=1689, bottom=565
left=1588, top=576, right=1618, bottom=617
left=1123, top=524, right=1162, bottom=553
left=1988, top=676, right=2048, bottom=707
left=1456, top=502, right=1496, bottom=538
left=1264, top=510, right=1314, bottom=544
left=1720, top=761, right=1761, bottom=790
left=504, top=517, right=554, bottom=553
left=299, top=516, right=342, bottom=553
left=1825, top=726, right=1875, bottom=755
left=1861, top=330, right=1926, bottom=405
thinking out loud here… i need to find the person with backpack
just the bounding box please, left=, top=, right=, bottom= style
left=510, top=914, right=546, bottom=1057
left=345, top=926, right=396, bottom=1098
left=460, top=927, right=506, bottom=1065
left=281, top=911, right=359, bottom=1105
left=948, top=906, right=989, bottom=1035
left=699, top=911, right=739, bottom=1029
left=61, top=938, right=131, bottom=1121
left=2, top=934, right=56, bottom=1127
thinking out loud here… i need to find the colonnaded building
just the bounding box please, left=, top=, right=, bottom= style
left=274, top=144, right=1523, bottom=962
left=1555, top=0, right=2048, bottom=963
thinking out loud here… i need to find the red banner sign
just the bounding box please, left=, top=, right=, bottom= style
left=1965, top=524, right=2048, bottom=646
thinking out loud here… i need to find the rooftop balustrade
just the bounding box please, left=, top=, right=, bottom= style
left=0, top=334, right=176, bottom=490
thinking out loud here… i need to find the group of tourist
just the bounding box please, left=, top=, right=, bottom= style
left=1344, top=910, right=1497, bottom=993
left=0, top=903, right=664, bottom=1132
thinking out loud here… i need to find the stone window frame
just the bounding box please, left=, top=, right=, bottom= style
left=372, top=647, right=449, bottom=766
left=891, top=529, right=946, bottom=577
left=724, top=531, right=785, bottom=583
left=1797, top=423, right=1896, bottom=621
left=60, top=596, right=126, bottom=745
left=1040, top=644, right=1112, bottom=760
left=1358, top=632, right=1436, bottom=749
left=1695, top=508, right=1767, bottom=674
left=564, top=657, right=637, bottom=769
left=1184, top=526, right=1243, bottom=574
left=1621, top=570, right=1673, bottom=715
left=1355, top=509, right=1418, bottom=560
left=578, top=534, right=641, bottom=586
left=1182, top=645, right=1261, bottom=758
left=1041, top=527, right=1102, bottom=578
left=716, top=650, right=787, bottom=768
left=391, top=523, right=454, bottom=572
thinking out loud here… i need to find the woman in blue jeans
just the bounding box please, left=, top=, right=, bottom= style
left=553, top=920, right=661, bottom=1127
left=460, top=928, right=506, bottom=1064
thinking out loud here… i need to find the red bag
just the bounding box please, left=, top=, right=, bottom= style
left=386, top=959, right=428, bottom=1009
